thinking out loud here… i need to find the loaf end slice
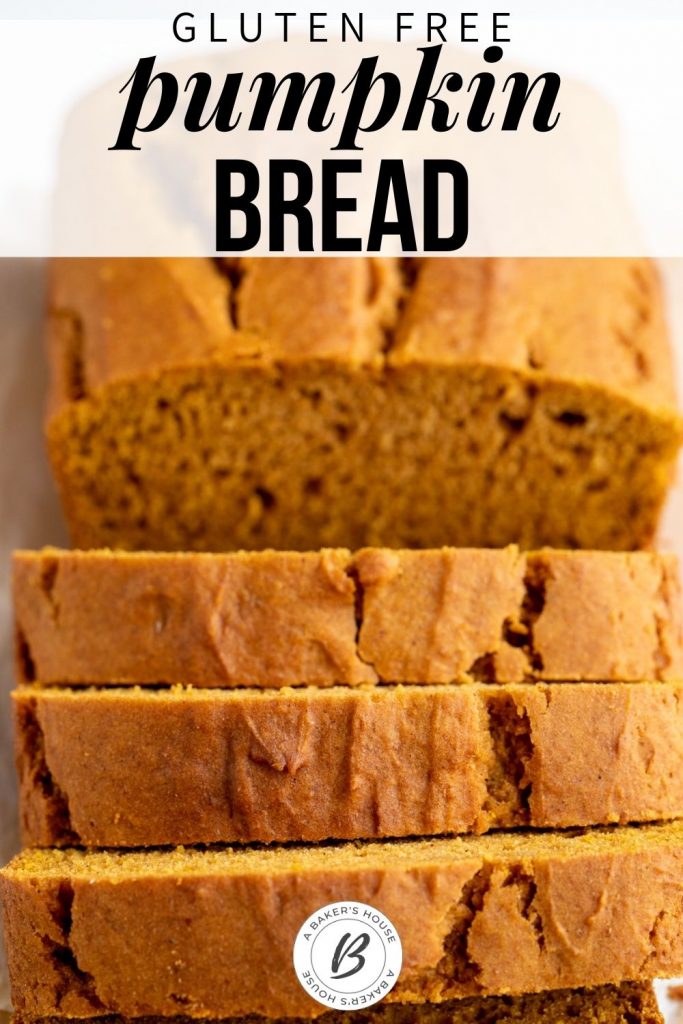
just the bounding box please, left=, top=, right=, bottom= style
left=46, top=258, right=683, bottom=552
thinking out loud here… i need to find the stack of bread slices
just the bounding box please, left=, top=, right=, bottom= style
left=2, top=257, right=683, bottom=1024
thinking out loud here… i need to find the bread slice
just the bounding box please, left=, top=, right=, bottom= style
left=9, top=983, right=666, bottom=1024
left=13, top=547, right=683, bottom=688
left=46, top=258, right=682, bottom=553
left=3, top=823, right=683, bottom=1019
left=15, top=681, right=683, bottom=847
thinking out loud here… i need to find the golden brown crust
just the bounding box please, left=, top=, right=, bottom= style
left=13, top=548, right=370, bottom=688
left=2, top=824, right=683, bottom=1018
left=354, top=547, right=683, bottom=683
left=9, top=982, right=666, bottom=1024
left=235, top=258, right=403, bottom=362
left=45, top=258, right=683, bottom=553
left=46, top=259, right=233, bottom=415
left=14, top=681, right=683, bottom=848
left=48, top=258, right=676, bottom=411
left=47, top=258, right=403, bottom=410
left=393, top=259, right=676, bottom=408
left=13, top=548, right=683, bottom=687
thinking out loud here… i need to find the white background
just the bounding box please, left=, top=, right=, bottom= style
left=1, top=1, right=683, bottom=253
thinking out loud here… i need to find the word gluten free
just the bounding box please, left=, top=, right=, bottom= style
left=110, top=36, right=561, bottom=251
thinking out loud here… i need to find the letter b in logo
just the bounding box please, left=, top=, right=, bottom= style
left=293, top=901, right=402, bottom=1010
left=331, top=931, right=370, bottom=979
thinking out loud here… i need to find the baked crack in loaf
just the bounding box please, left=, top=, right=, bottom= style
left=46, top=258, right=682, bottom=552
left=13, top=547, right=683, bottom=687
left=3, top=824, right=683, bottom=1018
left=15, top=682, right=683, bottom=847
left=10, top=982, right=666, bottom=1024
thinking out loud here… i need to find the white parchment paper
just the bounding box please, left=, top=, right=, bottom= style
left=0, top=257, right=681, bottom=1018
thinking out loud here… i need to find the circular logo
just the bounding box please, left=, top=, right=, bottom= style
left=293, top=901, right=402, bottom=1010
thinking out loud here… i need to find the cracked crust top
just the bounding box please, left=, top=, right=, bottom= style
left=47, top=257, right=678, bottom=415
left=43, top=257, right=683, bottom=554
left=12, top=546, right=683, bottom=688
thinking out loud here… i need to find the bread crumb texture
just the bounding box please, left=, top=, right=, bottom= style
left=13, top=547, right=683, bottom=687
left=46, top=258, right=682, bottom=552
left=2, top=823, right=683, bottom=1019
left=9, top=981, right=665, bottom=1024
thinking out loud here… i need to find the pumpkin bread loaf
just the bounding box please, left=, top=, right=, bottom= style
left=15, top=681, right=683, bottom=848
left=3, top=824, right=683, bottom=1019
left=11, top=983, right=665, bottom=1024
left=13, top=547, right=683, bottom=688
left=46, top=258, right=682, bottom=553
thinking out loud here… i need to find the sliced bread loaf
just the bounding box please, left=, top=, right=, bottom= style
left=46, top=258, right=682, bottom=552
left=14, top=547, right=683, bottom=688
left=3, top=823, right=683, bottom=1018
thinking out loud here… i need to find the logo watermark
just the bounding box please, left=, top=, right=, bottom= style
left=293, top=901, right=402, bottom=1010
